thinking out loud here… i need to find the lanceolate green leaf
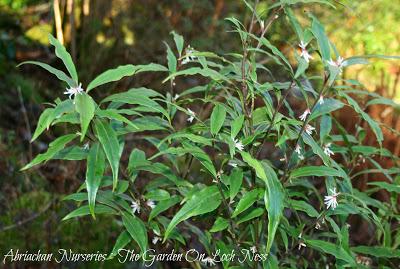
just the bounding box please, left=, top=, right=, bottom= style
left=21, top=134, right=77, bottom=170
left=94, top=119, right=121, bottom=191
left=48, top=34, right=78, bottom=83
left=240, top=151, right=267, bottom=181
left=170, top=31, right=184, bottom=56
left=148, top=196, right=180, bottom=221
left=75, top=93, right=96, bottom=141
left=31, top=108, right=55, bottom=142
left=210, top=104, right=226, bottom=135
left=122, top=213, right=148, bottom=255
left=101, top=89, right=169, bottom=119
left=62, top=204, right=117, bottom=220
left=162, top=67, right=230, bottom=84
left=262, top=162, right=285, bottom=254
left=210, top=217, right=229, bottom=233
left=232, top=189, right=262, bottom=218
left=96, top=109, right=138, bottom=129
left=351, top=246, right=400, bottom=258
left=87, top=65, right=139, bottom=92
left=164, top=186, right=222, bottom=241
left=229, top=168, right=243, bottom=200
left=306, top=239, right=356, bottom=265
left=17, top=61, right=76, bottom=87
left=165, top=42, right=177, bottom=73
left=339, top=92, right=383, bottom=145
left=86, top=143, right=105, bottom=218
left=108, top=231, right=132, bottom=259
left=290, top=166, right=345, bottom=179
left=310, top=15, right=331, bottom=61
left=87, top=64, right=167, bottom=92
left=231, top=115, right=244, bottom=138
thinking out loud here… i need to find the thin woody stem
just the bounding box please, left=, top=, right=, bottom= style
left=281, top=74, right=330, bottom=183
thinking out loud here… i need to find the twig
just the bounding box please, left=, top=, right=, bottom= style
left=281, top=75, right=330, bottom=184
left=0, top=200, right=55, bottom=232
left=256, top=81, right=294, bottom=158
left=17, top=87, right=33, bottom=161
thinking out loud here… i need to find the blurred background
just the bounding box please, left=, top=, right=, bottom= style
left=0, top=0, right=398, bottom=268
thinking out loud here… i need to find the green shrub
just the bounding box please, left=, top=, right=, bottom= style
left=20, top=1, right=400, bottom=267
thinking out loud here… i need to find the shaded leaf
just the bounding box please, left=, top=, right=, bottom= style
left=94, top=120, right=121, bottom=190
left=86, top=143, right=105, bottom=218
left=164, top=186, right=222, bottom=241
left=21, top=134, right=77, bottom=170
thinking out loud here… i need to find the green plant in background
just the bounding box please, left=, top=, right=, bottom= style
left=20, top=0, right=399, bottom=268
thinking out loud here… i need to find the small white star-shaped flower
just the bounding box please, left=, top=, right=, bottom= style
left=187, top=108, right=196, bottom=123
left=299, top=108, right=310, bottom=121
left=146, top=200, right=156, bottom=209
left=298, top=41, right=313, bottom=63
left=295, top=144, right=301, bottom=155
left=131, top=201, right=140, bottom=215
left=228, top=160, right=238, bottom=168
left=182, top=45, right=196, bottom=65
left=305, top=124, right=315, bottom=135
left=323, top=143, right=334, bottom=157
left=64, top=83, right=84, bottom=99
left=319, top=95, right=324, bottom=105
left=324, top=188, right=340, bottom=210
left=152, top=236, right=161, bottom=245
left=234, top=138, right=244, bottom=151
left=250, top=246, right=257, bottom=253
left=295, top=145, right=305, bottom=160
left=328, top=56, right=345, bottom=73
left=173, top=94, right=180, bottom=100
left=202, top=257, right=216, bottom=266
left=298, top=242, right=307, bottom=250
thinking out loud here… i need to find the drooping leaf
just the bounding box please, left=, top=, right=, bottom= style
left=229, top=168, right=243, bottom=201
left=122, top=212, right=148, bottom=254
left=108, top=231, right=132, bottom=259
left=290, top=200, right=319, bottom=217
left=31, top=108, right=55, bottom=142
left=339, top=92, right=383, bottom=145
left=309, top=99, right=344, bottom=121
left=17, top=61, right=76, bottom=87
left=162, top=67, right=230, bottom=84
left=310, top=15, right=331, bottom=61
left=62, top=204, right=117, bottom=220
left=210, top=217, right=229, bottom=233
left=240, top=151, right=267, bottom=181
left=95, top=109, right=137, bottom=129
left=290, top=166, right=345, bottom=179
left=231, top=115, right=244, bottom=138
left=306, top=239, right=356, bottom=265
left=149, top=196, right=180, bottom=221
left=94, top=119, right=121, bottom=191
left=86, top=142, right=105, bottom=218
left=262, top=162, right=285, bottom=254
left=164, top=185, right=222, bottom=241
left=102, top=89, right=169, bottom=119
left=21, top=134, right=77, bottom=170
left=48, top=33, right=78, bottom=83
left=87, top=64, right=167, bottom=92
left=232, top=188, right=262, bottom=218
left=237, top=208, right=264, bottom=224
left=210, top=103, right=226, bottom=135
left=368, top=181, right=400, bottom=194
left=75, top=93, right=96, bottom=141
left=351, top=245, right=400, bottom=258
left=53, top=146, right=88, bottom=160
